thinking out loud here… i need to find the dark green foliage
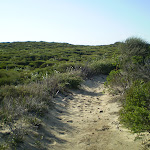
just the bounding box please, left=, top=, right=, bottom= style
left=0, top=41, right=118, bottom=149
left=40, top=61, right=54, bottom=68
left=55, top=62, right=77, bottom=73
left=120, top=81, right=150, bottom=132
left=0, top=41, right=118, bottom=86
left=105, top=69, right=122, bottom=86
left=0, top=144, right=8, bottom=150
left=0, top=69, right=32, bottom=86
left=0, top=85, right=30, bottom=99
left=0, top=70, right=20, bottom=86
left=90, top=60, right=115, bottom=75
left=59, top=72, right=83, bottom=89
left=106, top=37, right=150, bottom=132
left=118, top=37, right=150, bottom=81
left=106, top=37, right=150, bottom=89
left=119, top=37, right=149, bottom=57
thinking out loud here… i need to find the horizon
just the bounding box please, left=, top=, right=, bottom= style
left=0, top=40, right=120, bottom=46
left=0, top=0, right=150, bottom=45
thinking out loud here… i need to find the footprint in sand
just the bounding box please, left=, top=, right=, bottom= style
left=49, top=76, right=141, bottom=150
left=59, top=131, right=66, bottom=135
left=48, top=139, right=57, bottom=146
left=67, top=120, right=73, bottom=123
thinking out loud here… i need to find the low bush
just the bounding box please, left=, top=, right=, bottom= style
left=0, top=82, right=52, bottom=124
left=0, top=41, right=119, bottom=149
left=120, top=80, right=150, bottom=132
left=55, top=62, right=76, bottom=73
left=89, top=59, right=115, bottom=75
left=106, top=37, right=150, bottom=133
left=105, top=69, right=132, bottom=92
left=0, top=70, right=83, bottom=125
left=58, top=71, right=83, bottom=89
left=0, top=70, right=21, bottom=86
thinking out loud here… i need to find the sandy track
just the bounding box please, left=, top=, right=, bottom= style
left=48, top=75, right=141, bottom=150
left=0, top=75, right=147, bottom=150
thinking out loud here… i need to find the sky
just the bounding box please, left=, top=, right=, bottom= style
left=0, top=0, right=150, bottom=45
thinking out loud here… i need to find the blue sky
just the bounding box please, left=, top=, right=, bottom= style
left=0, top=0, right=150, bottom=45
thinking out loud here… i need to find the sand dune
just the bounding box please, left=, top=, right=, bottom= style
left=11, top=75, right=146, bottom=150
left=46, top=75, right=142, bottom=150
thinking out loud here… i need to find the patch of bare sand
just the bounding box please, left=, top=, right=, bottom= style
left=46, top=75, right=143, bottom=150
left=3, top=75, right=148, bottom=149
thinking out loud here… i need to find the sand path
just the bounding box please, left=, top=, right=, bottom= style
left=48, top=75, right=142, bottom=150
left=0, top=75, right=147, bottom=150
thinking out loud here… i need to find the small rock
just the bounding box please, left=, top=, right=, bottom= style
left=99, top=110, right=103, bottom=113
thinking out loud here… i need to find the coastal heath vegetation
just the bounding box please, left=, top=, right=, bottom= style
left=105, top=37, right=150, bottom=133
left=0, top=41, right=117, bottom=149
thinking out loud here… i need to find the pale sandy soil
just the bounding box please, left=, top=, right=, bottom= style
left=45, top=75, right=142, bottom=150
left=1, top=75, right=149, bottom=150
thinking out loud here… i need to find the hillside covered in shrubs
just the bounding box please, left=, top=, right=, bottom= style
left=0, top=38, right=150, bottom=149
left=0, top=41, right=118, bottom=86
left=0, top=41, right=118, bottom=149
left=106, top=37, right=150, bottom=132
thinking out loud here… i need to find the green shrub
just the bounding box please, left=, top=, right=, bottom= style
left=106, top=37, right=150, bottom=89
left=40, top=61, right=54, bottom=68
left=105, top=69, right=121, bottom=86
left=29, top=60, right=45, bottom=68
left=119, top=37, right=149, bottom=58
left=105, top=37, right=150, bottom=133
left=55, top=62, right=76, bottom=73
left=0, top=85, right=31, bottom=102
left=0, top=70, right=21, bottom=86
left=54, top=71, right=83, bottom=89
left=120, top=106, right=150, bottom=132
left=0, top=144, right=8, bottom=150
left=89, top=59, right=115, bottom=75
left=61, top=72, right=83, bottom=89
left=118, top=37, right=150, bottom=80
left=120, top=81, right=150, bottom=132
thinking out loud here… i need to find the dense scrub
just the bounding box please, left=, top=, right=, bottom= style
left=1, top=38, right=150, bottom=148
left=120, top=80, right=150, bottom=132
left=0, top=41, right=118, bottom=86
left=0, top=41, right=117, bottom=149
left=106, top=37, right=150, bottom=132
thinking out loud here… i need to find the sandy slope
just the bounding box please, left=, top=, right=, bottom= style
left=8, top=75, right=148, bottom=150
left=0, top=75, right=149, bottom=149
left=47, top=75, right=142, bottom=150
